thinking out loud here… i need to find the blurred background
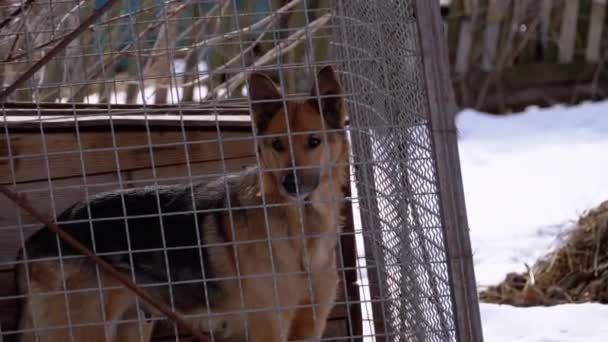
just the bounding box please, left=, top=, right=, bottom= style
left=443, top=1, right=608, bottom=341
left=442, top=0, right=608, bottom=114
left=3, top=0, right=606, bottom=112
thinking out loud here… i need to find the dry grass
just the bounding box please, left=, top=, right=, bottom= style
left=479, top=200, right=608, bottom=307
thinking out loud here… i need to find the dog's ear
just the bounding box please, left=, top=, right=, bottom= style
left=248, top=72, right=283, bottom=133
left=309, top=66, right=345, bottom=128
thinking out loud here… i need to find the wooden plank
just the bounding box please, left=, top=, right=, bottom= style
left=125, top=156, right=258, bottom=185
left=1, top=114, right=252, bottom=130
left=514, top=0, right=540, bottom=64
left=454, top=0, right=480, bottom=75
left=586, top=0, right=607, bottom=62
left=540, top=0, right=554, bottom=52
left=467, top=62, right=598, bottom=88
left=479, top=78, right=608, bottom=113
left=462, top=0, right=475, bottom=15
left=415, top=1, right=484, bottom=342
left=0, top=101, right=250, bottom=111
left=454, top=0, right=478, bottom=74
left=0, top=129, right=255, bottom=184
left=558, top=0, right=580, bottom=63
left=482, top=0, right=508, bottom=70
left=447, top=0, right=466, bottom=64
left=454, top=20, right=474, bottom=75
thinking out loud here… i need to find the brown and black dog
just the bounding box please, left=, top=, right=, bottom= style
left=14, top=66, right=349, bottom=342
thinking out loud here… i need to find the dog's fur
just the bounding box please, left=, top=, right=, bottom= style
left=14, top=66, right=349, bottom=342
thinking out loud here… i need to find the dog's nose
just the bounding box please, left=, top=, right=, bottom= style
left=282, top=173, right=298, bottom=194
left=281, top=172, right=319, bottom=198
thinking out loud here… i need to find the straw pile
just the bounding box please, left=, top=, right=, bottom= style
left=479, top=200, right=608, bottom=306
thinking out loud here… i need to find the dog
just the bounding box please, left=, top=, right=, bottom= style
left=14, top=66, right=349, bottom=342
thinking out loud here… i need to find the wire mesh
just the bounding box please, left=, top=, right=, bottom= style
left=332, top=1, right=456, bottom=341
left=0, top=0, right=471, bottom=341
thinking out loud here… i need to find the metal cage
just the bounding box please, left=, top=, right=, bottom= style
left=0, top=0, right=482, bottom=341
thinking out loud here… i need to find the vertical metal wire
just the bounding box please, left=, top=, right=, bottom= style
left=30, top=1, right=77, bottom=337
left=62, top=2, right=116, bottom=339
left=267, top=4, right=319, bottom=337
left=163, top=3, right=220, bottom=340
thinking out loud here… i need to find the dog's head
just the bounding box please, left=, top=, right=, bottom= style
left=248, top=66, right=347, bottom=201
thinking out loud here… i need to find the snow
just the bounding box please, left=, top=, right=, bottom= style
left=480, top=303, right=608, bottom=342
left=457, top=101, right=608, bottom=341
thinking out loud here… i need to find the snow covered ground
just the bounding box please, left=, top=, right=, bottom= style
left=457, top=101, right=608, bottom=341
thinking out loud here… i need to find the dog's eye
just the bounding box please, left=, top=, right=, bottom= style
left=308, top=136, right=322, bottom=149
left=272, top=139, right=285, bottom=152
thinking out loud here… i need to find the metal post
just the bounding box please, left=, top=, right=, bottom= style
left=415, top=1, right=484, bottom=341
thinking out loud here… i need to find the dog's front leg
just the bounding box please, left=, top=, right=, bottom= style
left=247, top=309, right=295, bottom=342
left=288, top=270, right=339, bottom=341
left=243, top=276, right=297, bottom=342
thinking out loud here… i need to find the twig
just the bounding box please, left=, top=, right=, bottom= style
left=593, top=261, right=608, bottom=274
left=180, top=14, right=276, bottom=89
left=65, top=2, right=192, bottom=102
left=136, top=0, right=302, bottom=58
left=0, top=0, right=35, bottom=32
left=160, top=0, right=230, bottom=102
left=208, top=13, right=332, bottom=99
left=122, top=0, right=218, bottom=103
left=174, top=0, right=230, bottom=50
left=0, top=185, right=209, bottom=342
left=0, top=0, right=121, bottom=104
left=5, top=33, right=22, bottom=63
left=180, top=30, right=268, bottom=89
left=142, top=4, right=175, bottom=76
left=2, top=0, right=176, bottom=61
left=55, top=0, right=87, bottom=33
left=524, top=263, right=535, bottom=286
left=94, top=0, right=181, bottom=27
left=3, top=35, right=63, bottom=63
left=475, top=7, right=542, bottom=109
left=587, top=49, right=607, bottom=101
left=593, top=224, right=602, bottom=276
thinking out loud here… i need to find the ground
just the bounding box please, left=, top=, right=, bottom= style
left=457, top=101, right=608, bottom=341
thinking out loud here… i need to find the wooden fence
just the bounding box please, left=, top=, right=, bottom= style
left=445, top=0, right=608, bottom=113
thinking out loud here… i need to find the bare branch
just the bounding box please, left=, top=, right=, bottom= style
left=208, top=13, right=332, bottom=99
left=133, top=0, right=229, bottom=103
left=180, top=26, right=270, bottom=89
left=65, top=0, right=198, bottom=102
left=135, top=0, right=302, bottom=58
left=0, top=0, right=122, bottom=104
left=0, top=0, right=35, bottom=32
left=55, top=0, right=87, bottom=33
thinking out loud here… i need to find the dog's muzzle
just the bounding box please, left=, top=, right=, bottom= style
left=281, top=172, right=319, bottom=199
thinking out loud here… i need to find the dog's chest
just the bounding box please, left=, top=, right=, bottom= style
left=300, top=209, right=339, bottom=272
left=261, top=204, right=340, bottom=273
left=302, top=236, right=336, bottom=273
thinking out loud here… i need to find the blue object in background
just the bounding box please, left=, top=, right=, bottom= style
left=92, top=0, right=272, bottom=72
